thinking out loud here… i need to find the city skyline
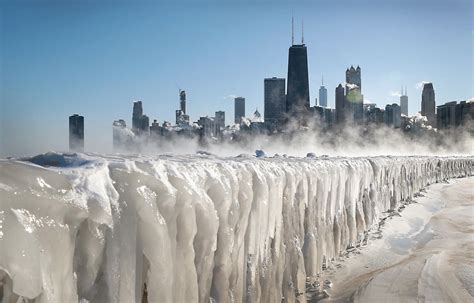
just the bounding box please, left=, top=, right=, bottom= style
left=1, top=0, right=473, bottom=156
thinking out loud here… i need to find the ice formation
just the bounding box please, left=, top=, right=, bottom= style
left=0, top=153, right=472, bottom=302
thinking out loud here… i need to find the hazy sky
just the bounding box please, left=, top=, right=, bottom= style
left=1, top=0, right=472, bottom=156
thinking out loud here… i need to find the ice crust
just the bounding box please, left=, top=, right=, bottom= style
left=0, top=154, right=472, bottom=302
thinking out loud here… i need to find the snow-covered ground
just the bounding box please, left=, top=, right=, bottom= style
left=0, top=153, right=472, bottom=302
left=318, top=177, right=474, bottom=303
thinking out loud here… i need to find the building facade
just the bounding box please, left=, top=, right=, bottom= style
left=234, top=97, right=245, bottom=124
left=69, top=114, right=84, bottom=151
left=319, top=78, right=327, bottom=107
left=400, top=88, right=408, bottom=116
left=132, top=101, right=150, bottom=134
left=264, top=77, right=286, bottom=126
left=286, top=44, right=310, bottom=120
left=215, top=111, right=225, bottom=136
left=345, top=66, right=363, bottom=123
left=421, top=83, right=436, bottom=127
left=335, top=84, right=346, bottom=125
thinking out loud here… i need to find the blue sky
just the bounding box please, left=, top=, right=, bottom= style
left=1, top=0, right=472, bottom=156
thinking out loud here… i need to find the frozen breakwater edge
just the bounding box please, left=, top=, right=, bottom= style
left=0, top=154, right=472, bottom=302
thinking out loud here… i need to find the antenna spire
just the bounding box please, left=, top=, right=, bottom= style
left=291, top=15, right=294, bottom=45
left=322, top=75, right=324, bottom=86
left=301, top=19, right=304, bottom=44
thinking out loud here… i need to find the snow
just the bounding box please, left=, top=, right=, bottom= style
left=0, top=153, right=472, bottom=302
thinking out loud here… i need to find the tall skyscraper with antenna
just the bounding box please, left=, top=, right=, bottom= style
left=319, top=76, right=327, bottom=107
left=400, top=86, right=408, bottom=116
left=286, top=17, right=310, bottom=122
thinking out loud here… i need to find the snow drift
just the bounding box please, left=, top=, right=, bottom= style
left=0, top=153, right=472, bottom=302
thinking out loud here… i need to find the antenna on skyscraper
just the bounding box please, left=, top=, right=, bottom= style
left=322, top=75, right=324, bottom=86
left=301, top=19, right=304, bottom=44
left=291, top=15, right=294, bottom=45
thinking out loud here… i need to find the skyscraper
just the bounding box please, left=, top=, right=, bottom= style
left=421, top=82, right=436, bottom=126
left=132, top=101, right=144, bottom=130
left=345, top=66, right=363, bottom=122
left=400, top=86, right=408, bottom=116
left=112, top=119, right=127, bottom=150
left=132, top=101, right=149, bottom=134
left=264, top=77, right=286, bottom=126
left=69, top=114, right=84, bottom=151
left=286, top=19, right=310, bottom=121
left=318, top=76, right=327, bottom=107
left=234, top=97, right=245, bottom=124
left=335, top=84, right=346, bottom=124
left=180, top=90, right=186, bottom=114
left=215, top=111, right=225, bottom=135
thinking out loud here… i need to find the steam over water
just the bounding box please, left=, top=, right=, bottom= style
left=0, top=153, right=472, bottom=302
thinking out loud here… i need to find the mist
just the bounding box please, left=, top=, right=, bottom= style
left=108, top=118, right=473, bottom=158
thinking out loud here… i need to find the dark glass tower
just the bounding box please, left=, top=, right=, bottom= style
left=180, top=90, right=186, bottom=114
left=421, top=82, right=436, bottom=126
left=69, top=114, right=84, bottom=152
left=335, top=84, right=346, bottom=125
left=264, top=77, right=286, bottom=126
left=234, top=97, right=245, bottom=123
left=286, top=44, right=310, bottom=119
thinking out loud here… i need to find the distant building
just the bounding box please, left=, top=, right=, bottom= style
left=400, top=87, right=408, bottom=116
left=150, top=119, right=161, bottom=136
left=437, top=101, right=457, bottom=129
left=437, top=100, right=474, bottom=129
left=345, top=66, right=363, bottom=123
left=286, top=41, right=310, bottom=121
left=264, top=77, right=286, bottom=127
left=197, top=116, right=215, bottom=137
left=335, top=84, right=346, bottom=124
left=112, top=119, right=127, bottom=149
left=365, top=106, right=384, bottom=124
left=421, top=83, right=436, bottom=127
left=324, top=108, right=335, bottom=126
left=176, top=90, right=190, bottom=126
left=253, top=108, right=261, bottom=121
left=384, top=103, right=401, bottom=128
left=132, top=101, right=143, bottom=130
left=215, top=111, right=225, bottom=135
left=318, top=77, right=327, bottom=107
left=132, top=101, right=149, bottom=134
left=69, top=114, right=84, bottom=152
left=392, top=103, right=401, bottom=128
left=234, top=97, right=245, bottom=124
left=455, top=100, right=474, bottom=127
left=180, top=90, right=186, bottom=114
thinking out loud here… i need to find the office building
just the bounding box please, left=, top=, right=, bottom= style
left=319, top=77, right=327, bottom=107
left=69, top=114, right=84, bottom=152
left=215, top=111, right=225, bottom=135
left=234, top=97, right=245, bottom=124
left=264, top=77, right=286, bottom=126
left=400, top=87, right=408, bottom=116
left=286, top=21, right=310, bottom=120
left=335, top=84, right=346, bottom=124
left=180, top=90, right=186, bottom=114
left=345, top=66, right=363, bottom=122
left=421, top=83, right=436, bottom=126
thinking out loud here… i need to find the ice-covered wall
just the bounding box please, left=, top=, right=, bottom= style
left=0, top=154, right=472, bottom=303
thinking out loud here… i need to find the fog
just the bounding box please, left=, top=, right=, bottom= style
left=110, top=118, right=473, bottom=158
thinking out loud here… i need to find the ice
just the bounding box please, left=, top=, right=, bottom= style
left=0, top=154, right=472, bottom=302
